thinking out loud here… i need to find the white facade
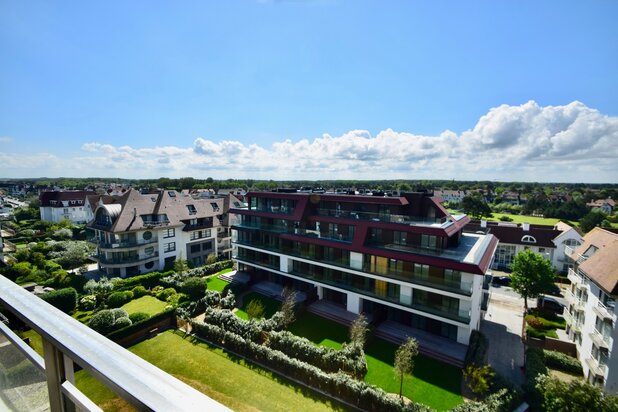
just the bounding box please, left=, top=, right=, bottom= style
left=565, top=268, right=618, bottom=392
left=40, top=204, right=90, bottom=224
left=235, top=243, right=484, bottom=345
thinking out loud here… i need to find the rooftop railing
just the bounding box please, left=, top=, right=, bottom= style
left=315, top=208, right=450, bottom=227
left=0, top=275, right=229, bottom=412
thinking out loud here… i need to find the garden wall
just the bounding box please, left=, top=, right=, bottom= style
left=109, top=311, right=176, bottom=347
left=526, top=336, right=577, bottom=357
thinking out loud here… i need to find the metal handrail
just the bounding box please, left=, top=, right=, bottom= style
left=0, top=275, right=229, bottom=412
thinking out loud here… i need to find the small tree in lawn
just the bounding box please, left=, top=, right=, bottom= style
left=174, top=256, right=189, bottom=275
left=246, top=299, right=265, bottom=320
left=463, top=364, right=495, bottom=400
left=279, top=287, right=297, bottom=329
left=510, top=249, right=555, bottom=312
left=206, top=253, right=218, bottom=265
left=349, top=313, right=369, bottom=350
left=394, top=337, right=418, bottom=400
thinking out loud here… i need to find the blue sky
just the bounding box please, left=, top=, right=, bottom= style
left=1, top=1, right=617, bottom=182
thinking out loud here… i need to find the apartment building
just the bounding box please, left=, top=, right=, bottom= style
left=466, top=220, right=582, bottom=273
left=230, top=191, right=498, bottom=353
left=564, top=228, right=618, bottom=391
left=88, top=189, right=236, bottom=277
left=39, top=191, right=96, bottom=224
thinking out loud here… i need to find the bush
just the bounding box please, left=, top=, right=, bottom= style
left=131, top=285, right=148, bottom=298
left=525, top=347, right=548, bottom=408
left=88, top=308, right=130, bottom=335
left=464, top=330, right=488, bottom=367
left=112, top=271, right=171, bottom=291
left=114, top=316, right=132, bottom=329
left=107, top=309, right=175, bottom=342
left=129, top=312, right=150, bottom=323
left=536, top=374, right=618, bottom=412
left=79, top=294, right=97, bottom=310
left=452, top=388, right=520, bottom=412
left=39, top=287, right=78, bottom=314
left=107, top=291, right=134, bottom=308
left=543, top=350, right=583, bottom=375
left=180, top=277, right=207, bottom=300
left=156, top=287, right=177, bottom=302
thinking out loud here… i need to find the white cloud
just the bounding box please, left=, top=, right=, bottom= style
left=0, top=136, right=14, bottom=143
left=1, top=101, right=617, bottom=182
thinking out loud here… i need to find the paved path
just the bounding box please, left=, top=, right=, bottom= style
left=481, top=290, right=526, bottom=387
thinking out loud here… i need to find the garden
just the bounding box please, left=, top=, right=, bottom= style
left=524, top=308, right=566, bottom=340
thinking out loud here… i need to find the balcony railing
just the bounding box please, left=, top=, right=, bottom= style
left=565, top=246, right=588, bottom=264
left=585, top=355, right=608, bottom=378
left=593, top=300, right=616, bottom=321
left=91, top=252, right=159, bottom=265
left=1, top=238, right=16, bottom=253
left=315, top=208, right=450, bottom=227
left=589, top=329, right=610, bottom=349
left=0, top=275, right=228, bottom=412
left=91, top=237, right=158, bottom=250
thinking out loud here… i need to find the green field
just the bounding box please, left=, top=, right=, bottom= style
left=485, top=213, right=561, bottom=226
left=289, top=312, right=463, bottom=411
left=206, top=276, right=229, bottom=293
left=75, top=330, right=347, bottom=412
left=121, top=296, right=168, bottom=316
left=235, top=292, right=282, bottom=320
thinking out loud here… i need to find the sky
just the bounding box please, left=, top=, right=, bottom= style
left=1, top=1, right=617, bottom=182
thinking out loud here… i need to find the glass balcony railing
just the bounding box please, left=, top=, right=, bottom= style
left=91, top=237, right=159, bottom=249
left=315, top=208, right=449, bottom=226
left=287, top=268, right=470, bottom=324
left=91, top=252, right=159, bottom=265
left=0, top=275, right=228, bottom=411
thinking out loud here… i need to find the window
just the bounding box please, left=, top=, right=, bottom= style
left=187, top=204, right=197, bottom=215
left=145, top=261, right=154, bottom=270
left=163, top=228, right=175, bottom=238
left=190, top=244, right=201, bottom=253
left=145, top=247, right=154, bottom=256
left=211, top=202, right=220, bottom=212
left=538, top=248, right=546, bottom=253
left=414, top=264, right=429, bottom=279
left=167, top=191, right=176, bottom=197
left=164, top=242, right=176, bottom=252
left=421, top=234, right=437, bottom=249
left=563, top=239, right=581, bottom=247
left=143, top=231, right=152, bottom=240
left=521, top=235, right=536, bottom=243
left=393, top=231, right=407, bottom=246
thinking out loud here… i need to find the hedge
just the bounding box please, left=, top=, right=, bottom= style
left=268, top=330, right=367, bottom=378
left=451, top=388, right=520, bottom=412
left=112, top=271, right=173, bottom=291
left=525, top=347, right=548, bottom=409
left=106, top=308, right=175, bottom=342
left=464, top=330, right=488, bottom=367
left=107, top=291, right=134, bottom=308
left=190, top=320, right=432, bottom=412
left=39, top=287, right=78, bottom=314
left=543, top=349, right=583, bottom=375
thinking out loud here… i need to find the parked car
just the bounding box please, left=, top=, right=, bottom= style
left=491, top=276, right=511, bottom=287
left=537, top=296, right=566, bottom=314
left=545, top=284, right=562, bottom=297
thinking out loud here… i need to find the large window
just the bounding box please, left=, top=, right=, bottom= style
left=164, top=242, right=176, bottom=252
left=163, top=228, right=175, bottom=238
left=420, top=234, right=437, bottom=249
left=393, top=231, right=407, bottom=246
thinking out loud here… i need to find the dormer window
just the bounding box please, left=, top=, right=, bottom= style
left=187, top=204, right=197, bottom=215
left=211, top=202, right=220, bottom=212
left=521, top=235, right=536, bottom=243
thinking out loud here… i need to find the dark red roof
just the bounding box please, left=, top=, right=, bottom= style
left=465, top=220, right=562, bottom=248
left=40, top=191, right=96, bottom=207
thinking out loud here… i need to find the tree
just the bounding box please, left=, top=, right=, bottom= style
left=279, top=287, right=297, bottom=329
left=349, top=313, right=369, bottom=350
left=206, top=253, right=218, bottom=265
left=463, top=364, right=494, bottom=399
left=536, top=374, right=618, bottom=412
left=180, top=277, right=207, bottom=300
left=579, top=210, right=607, bottom=233
left=174, top=256, right=189, bottom=274
left=510, top=249, right=555, bottom=312
left=39, top=287, right=78, bottom=314
left=461, top=195, right=492, bottom=219
left=394, top=337, right=418, bottom=400
left=246, top=299, right=265, bottom=319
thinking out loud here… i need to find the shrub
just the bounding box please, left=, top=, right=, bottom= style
left=107, top=309, right=175, bottom=342
left=79, top=294, right=97, bottom=310
left=536, top=374, right=618, bottom=412
left=107, top=291, right=134, bottom=308
left=112, top=271, right=171, bottom=291
left=88, top=308, right=130, bottom=335
left=525, top=347, right=548, bottom=408
left=131, top=285, right=148, bottom=298
left=543, top=350, right=583, bottom=375
left=114, top=316, right=132, bottom=329
left=525, top=315, right=546, bottom=330
left=156, top=287, right=176, bottom=302
left=180, top=277, right=207, bottom=300
left=452, top=388, right=520, bottom=412
left=246, top=299, right=265, bottom=319
left=39, top=287, right=78, bottom=314
left=464, top=330, right=488, bottom=367
left=129, top=312, right=150, bottom=323
left=498, top=215, right=513, bottom=222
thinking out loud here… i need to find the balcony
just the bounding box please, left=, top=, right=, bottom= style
left=565, top=246, right=588, bottom=264
left=91, top=237, right=158, bottom=250
left=0, top=275, right=228, bottom=412
left=564, top=289, right=586, bottom=311
left=589, top=329, right=610, bottom=350
left=567, top=268, right=583, bottom=285
left=315, top=208, right=450, bottom=227
left=91, top=252, right=159, bottom=266
left=593, top=300, right=616, bottom=322
left=585, top=356, right=608, bottom=378
left=1, top=238, right=16, bottom=253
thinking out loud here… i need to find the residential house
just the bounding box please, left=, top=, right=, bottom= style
left=230, top=191, right=498, bottom=365
left=88, top=189, right=237, bottom=277
left=587, top=199, right=616, bottom=215
left=39, top=191, right=97, bottom=224
left=563, top=228, right=618, bottom=391
left=465, top=220, right=582, bottom=272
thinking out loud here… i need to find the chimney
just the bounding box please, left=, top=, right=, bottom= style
left=522, top=222, right=530, bottom=231
left=480, top=220, right=487, bottom=228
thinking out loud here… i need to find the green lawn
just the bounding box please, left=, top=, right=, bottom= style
left=235, top=292, right=282, bottom=320
left=73, top=310, right=94, bottom=324
left=121, top=296, right=168, bottom=317
left=290, top=312, right=463, bottom=411
left=485, top=213, right=561, bottom=226
left=75, top=330, right=347, bottom=412
left=20, top=329, right=44, bottom=357
left=206, top=277, right=230, bottom=293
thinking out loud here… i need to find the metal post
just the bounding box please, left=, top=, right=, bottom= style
left=43, top=338, right=76, bottom=412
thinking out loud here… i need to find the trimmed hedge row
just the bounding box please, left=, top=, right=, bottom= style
left=543, top=349, right=583, bottom=375
left=39, top=287, right=78, bottom=314
left=451, top=389, right=519, bottom=412
left=268, top=330, right=367, bottom=378
left=464, top=330, right=488, bottom=367
left=107, top=308, right=176, bottom=342
left=112, top=271, right=173, bottom=291
left=190, top=320, right=432, bottom=412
